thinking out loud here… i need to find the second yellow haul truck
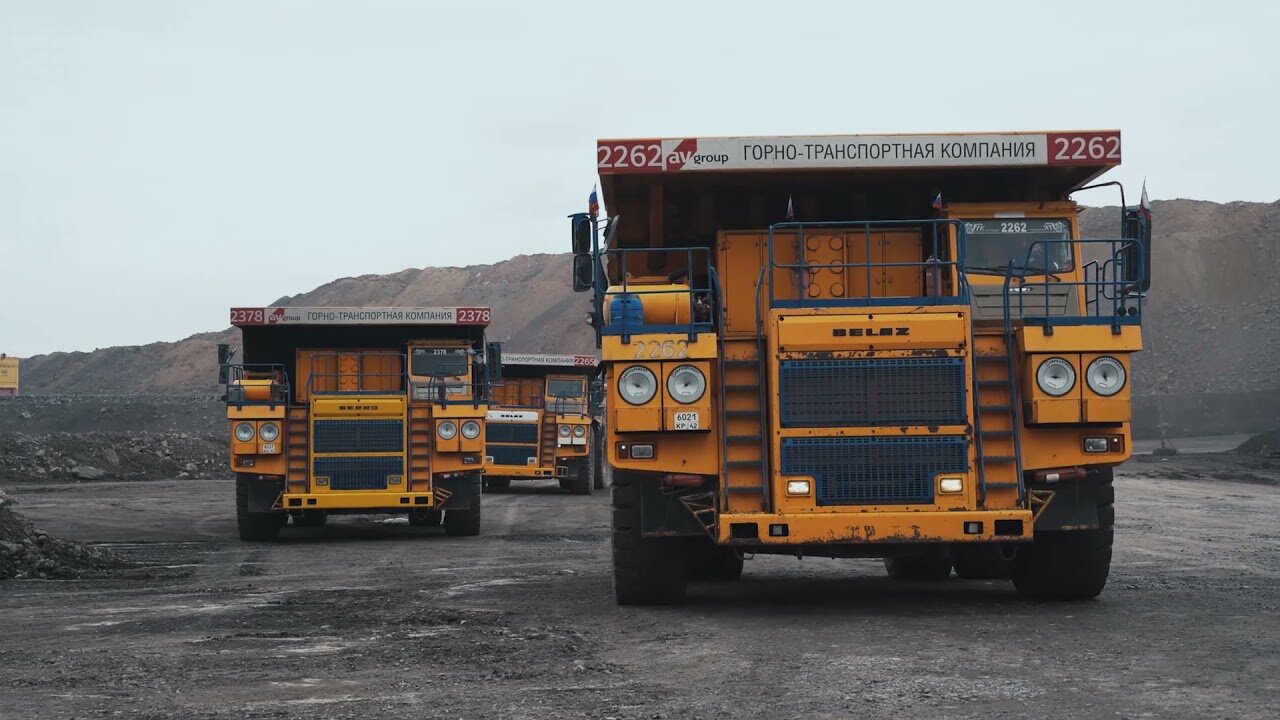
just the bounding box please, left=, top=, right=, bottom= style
left=572, top=130, right=1151, bottom=604
left=483, top=353, right=604, bottom=494
left=220, top=306, right=500, bottom=541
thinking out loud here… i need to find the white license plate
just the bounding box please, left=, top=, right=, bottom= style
left=674, top=412, right=700, bottom=430
left=261, top=442, right=277, bottom=454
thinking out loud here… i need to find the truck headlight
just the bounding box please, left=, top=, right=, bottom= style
left=1036, top=357, right=1076, bottom=397
left=438, top=421, right=458, bottom=440
left=559, top=424, right=571, bottom=438
left=1086, top=356, right=1126, bottom=396
left=666, top=365, right=706, bottom=404
left=572, top=425, right=586, bottom=438
left=258, top=422, right=280, bottom=442
left=234, top=422, right=255, bottom=442
left=461, top=420, right=481, bottom=439
left=618, top=366, right=657, bottom=405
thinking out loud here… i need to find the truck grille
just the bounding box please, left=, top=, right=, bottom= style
left=313, top=419, right=404, bottom=453
left=313, top=457, right=403, bottom=491
left=486, top=423, right=540, bottom=444
left=487, top=445, right=539, bottom=466
left=781, top=436, right=968, bottom=505
left=779, top=358, right=966, bottom=427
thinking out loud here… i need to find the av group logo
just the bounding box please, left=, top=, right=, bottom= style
left=664, top=139, right=729, bottom=170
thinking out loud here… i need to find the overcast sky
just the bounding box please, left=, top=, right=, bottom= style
left=2, top=0, right=1278, bottom=357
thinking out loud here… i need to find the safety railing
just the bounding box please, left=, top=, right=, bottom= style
left=550, top=395, right=591, bottom=417
left=223, top=364, right=291, bottom=408
left=598, top=246, right=718, bottom=341
left=1002, top=237, right=1145, bottom=335
left=766, top=219, right=970, bottom=308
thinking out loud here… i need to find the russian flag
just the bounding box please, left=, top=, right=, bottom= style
left=1139, top=180, right=1151, bottom=221
left=588, top=185, right=599, bottom=219
left=931, top=192, right=943, bottom=210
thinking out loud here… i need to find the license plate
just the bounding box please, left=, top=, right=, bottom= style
left=261, top=443, right=277, bottom=454
left=674, top=412, right=700, bottom=430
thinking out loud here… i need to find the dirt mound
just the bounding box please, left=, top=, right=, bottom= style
left=1235, top=429, right=1280, bottom=456
left=0, top=432, right=227, bottom=485
left=0, top=489, right=127, bottom=579
left=0, top=395, right=225, bottom=435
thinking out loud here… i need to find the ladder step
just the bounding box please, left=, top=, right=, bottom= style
left=727, top=459, right=762, bottom=468
left=984, top=481, right=1021, bottom=488
left=726, top=434, right=760, bottom=442
left=979, top=404, right=1012, bottom=412
left=976, top=379, right=1008, bottom=387
left=975, top=355, right=1006, bottom=362
left=983, top=455, right=1016, bottom=463
left=725, top=384, right=758, bottom=392
left=726, top=486, right=762, bottom=494
left=726, top=409, right=759, bottom=418
left=981, top=430, right=1013, bottom=438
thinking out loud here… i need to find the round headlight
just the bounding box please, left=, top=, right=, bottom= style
left=1036, top=357, right=1076, bottom=397
left=461, top=420, right=481, bottom=439
left=572, top=425, right=586, bottom=437
left=559, top=424, right=571, bottom=437
left=666, top=365, right=706, bottom=404
left=438, top=421, right=458, bottom=440
left=234, top=422, right=255, bottom=442
left=618, top=366, right=657, bottom=405
left=258, top=422, right=280, bottom=442
left=1086, top=356, right=1126, bottom=396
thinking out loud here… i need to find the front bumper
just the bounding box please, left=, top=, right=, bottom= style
left=487, top=464, right=557, bottom=479
left=280, top=491, right=437, bottom=511
left=716, top=509, right=1035, bottom=545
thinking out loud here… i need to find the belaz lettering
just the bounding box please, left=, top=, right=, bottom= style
left=338, top=405, right=379, bottom=411
left=832, top=327, right=910, bottom=337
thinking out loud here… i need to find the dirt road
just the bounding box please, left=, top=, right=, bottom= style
left=2, top=460, right=1278, bottom=719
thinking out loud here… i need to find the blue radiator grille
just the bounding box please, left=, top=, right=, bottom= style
left=781, top=436, right=968, bottom=505
left=313, top=419, right=404, bottom=453
left=487, top=445, right=539, bottom=466
left=779, top=358, right=966, bottom=427
left=313, top=456, right=403, bottom=490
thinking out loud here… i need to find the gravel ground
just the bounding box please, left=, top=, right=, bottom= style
left=0, top=454, right=1277, bottom=719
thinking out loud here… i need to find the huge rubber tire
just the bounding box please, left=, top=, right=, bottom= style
left=884, top=548, right=953, bottom=581
left=484, top=476, right=511, bottom=491
left=291, top=510, right=328, bottom=528
left=952, top=545, right=1013, bottom=580
left=688, top=540, right=744, bottom=582
left=612, top=470, right=688, bottom=605
left=408, top=509, right=443, bottom=527
left=558, top=477, right=572, bottom=491
left=235, top=475, right=283, bottom=542
left=444, top=473, right=482, bottom=537
left=1013, top=468, right=1114, bottom=600
left=569, top=460, right=592, bottom=495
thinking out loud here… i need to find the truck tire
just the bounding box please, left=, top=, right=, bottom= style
left=1013, top=468, right=1114, bottom=600
left=612, top=470, right=688, bottom=605
left=688, top=540, right=744, bottom=582
left=236, top=475, right=283, bottom=542
left=408, top=509, right=442, bottom=527
left=444, top=473, right=482, bottom=537
left=884, top=548, right=952, bottom=581
left=291, top=510, right=328, bottom=528
left=952, top=545, right=1013, bottom=579
left=484, top=476, right=511, bottom=491
left=569, top=461, right=592, bottom=495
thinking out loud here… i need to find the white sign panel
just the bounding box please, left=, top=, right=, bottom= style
left=230, top=307, right=491, bottom=326
left=502, top=353, right=598, bottom=367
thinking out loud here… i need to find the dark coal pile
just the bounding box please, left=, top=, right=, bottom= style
left=0, top=489, right=127, bottom=579
left=0, top=432, right=227, bottom=484
left=1236, top=429, right=1280, bottom=456
left=0, top=394, right=224, bottom=435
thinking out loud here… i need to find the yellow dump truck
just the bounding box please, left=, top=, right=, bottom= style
left=483, top=353, right=603, bottom=494
left=571, top=130, right=1151, bottom=604
left=221, top=306, right=500, bottom=540
left=0, top=354, right=17, bottom=397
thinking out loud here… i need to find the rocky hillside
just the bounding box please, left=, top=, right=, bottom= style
left=14, top=200, right=1280, bottom=403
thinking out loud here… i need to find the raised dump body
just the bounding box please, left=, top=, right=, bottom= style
left=483, top=353, right=603, bottom=494
left=222, top=306, right=499, bottom=540
left=571, top=130, right=1151, bottom=603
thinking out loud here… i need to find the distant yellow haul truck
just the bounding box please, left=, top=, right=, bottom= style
left=221, top=306, right=500, bottom=541
left=0, top=354, right=17, bottom=397
left=484, top=353, right=604, bottom=494
left=571, top=130, right=1151, bottom=604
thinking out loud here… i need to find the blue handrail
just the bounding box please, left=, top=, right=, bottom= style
left=1001, top=237, right=1145, bottom=335
left=599, top=245, right=717, bottom=341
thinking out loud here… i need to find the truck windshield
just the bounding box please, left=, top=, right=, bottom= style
left=410, top=348, right=469, bottom=377
left=546, top=379, right=585, bottom=398
left=963, top=218, right=1074, bottom=274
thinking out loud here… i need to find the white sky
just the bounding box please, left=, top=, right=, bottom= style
left=2, top=0, right=1278, bottom=357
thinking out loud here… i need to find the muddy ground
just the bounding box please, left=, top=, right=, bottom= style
left=0, top=453, right=1276, bottom=719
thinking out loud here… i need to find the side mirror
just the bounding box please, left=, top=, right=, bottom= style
left=485, top=342, right=503, bottom=383
left=1120, top=208, right=1152, bottom=293
left=573, top=255, right=594, bottom=293
left=216, top=343, right=233, bottom=384
left=571, top=213, right=592, bottom=256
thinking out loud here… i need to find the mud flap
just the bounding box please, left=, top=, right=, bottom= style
left=435, top=474, right=478, bottom=510
left=246, top=476, right=284, bottom=513
left=640, top=477, right=707, bottom=537
left=1028, top=478, right=1101, bottom=531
